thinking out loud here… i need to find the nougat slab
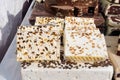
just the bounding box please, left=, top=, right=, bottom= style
left=17, top=25, right=61, bottom=61
left=64, top=29, right=108, bottom=62
left=64, top=17, right=108, bottom=62
left=35, top=17, right=64, bottom=34
left=65, top=17, right=97, bottom=31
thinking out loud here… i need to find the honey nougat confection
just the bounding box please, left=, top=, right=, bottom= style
left=64, top=17, right=108, bottom=62
left=64, top=29, right=108, bottom=62
left=35, top=17, right=64, bottom=34
left=65, top=17, right=97, bottom=32
left=21, top=59, right=113, bottom=80
left=35, top=17, right=64, bottom=26
left=17, top=25, right=61, bottom=61
left=65, top=17, right=95, bottom=26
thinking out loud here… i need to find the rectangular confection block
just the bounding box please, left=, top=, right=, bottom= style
left=21, top=60, right=113, bottom=80
left=65, top=15, right=106, bottom=34
left=65, top=17, right=96, bottom=31
left=35, top=17, right=64, bottom=34
left=64, top=29, right=108, bottom=62
left=17, top=25, right=61, bottom=61
left=64, top=17, right=108, bottom=62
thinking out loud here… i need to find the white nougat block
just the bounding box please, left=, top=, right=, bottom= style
left=17, top=25, right=61, bottom=61
left=35, top=17, right=64, bottom=34
left=21, top=61, right=113, bottom=80
left=65, top=17, right=96, bottom=30
left=64, top=30, right=108, bottom=62
left=64, top=17, right=108, bottom=62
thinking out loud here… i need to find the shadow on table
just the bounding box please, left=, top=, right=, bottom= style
left=0, top=10, right=22, bottom=63
left=0, top=0, right=33, bottom=63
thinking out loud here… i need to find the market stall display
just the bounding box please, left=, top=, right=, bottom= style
left=17, top=15, right=113, bottom=80
left=1, top=0, right=120, bottom=80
